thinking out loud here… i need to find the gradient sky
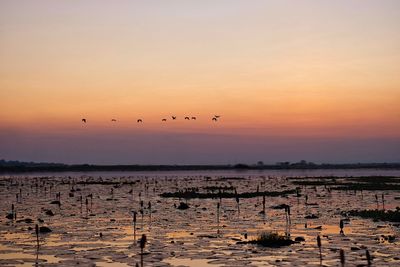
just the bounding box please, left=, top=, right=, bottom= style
left=1, top=0, right=399, bottom=164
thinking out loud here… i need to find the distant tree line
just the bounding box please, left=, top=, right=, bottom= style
left=0, top=159, right=399, bottom=173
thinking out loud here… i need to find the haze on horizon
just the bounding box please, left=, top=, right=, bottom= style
left=1, top=0, right=399, bottom=165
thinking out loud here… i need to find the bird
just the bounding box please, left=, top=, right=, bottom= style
left=191, top=117, right=196, bottom=120
left=137, top=119, right=143, bottom=123
left=82, top=119, right=87, bottom=123
left=212, top=117, right=218, bottom=122
left=214, top=115, right=221, bottom=119
left=185, top=117, right=190, bottom=120
left=171, top=116, right=177, bottom=120
left=111, top=119, right=117, bottom=122
left=162, top=119, right=167, bottom=122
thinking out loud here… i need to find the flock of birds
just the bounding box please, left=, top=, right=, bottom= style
left=81, top=115, right=221, bottom=124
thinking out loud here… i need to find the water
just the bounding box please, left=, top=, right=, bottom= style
left=1, top=169, right=399, bottom=266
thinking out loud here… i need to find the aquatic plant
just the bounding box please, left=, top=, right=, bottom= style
left=334, top=183, right=400, bottom=191
left=296, top=187, right=301, bottom=197
left=216, top=202, right=220, bottom=234
left=340, top=249, right=345, bottom=266
left=248, top=232, right=295, bottom=247
left=85, top=198, right=89, bottom=214
left=366, top=249, right=372, bottom=265
left=7, top=204, right=15, bottom=220
left=235, top=195, right=240, bottom=216
left=79, top=195, right=83, bottom=214
left=340, top=219, right=344, bottom=234
left=45, top=209, right=54, bottom=216
left=305, top=214, right=318, bottom=219
left=39, top=226, right=52, bottom=233
left=204, top=186, right=235, bottom=192
left=139, top=209, right=144, bottom=228
left=285, top=205, right=291, bottom=225
left=140, top=234, right=147, bottom=267
left=35, top=224, right=39, bottom=247
left=148, top=201, right=152, bottom=224
left=132, top=211, right=137, bottom=242
left=262, top=195, right=266, bottom=214
left=160, top=189, right=296, bottom=199
left=346, top=209, right=400, bottom=222
left=177, top=202, right=189, bottom=210
left=317, top=235, right=322, bottom=263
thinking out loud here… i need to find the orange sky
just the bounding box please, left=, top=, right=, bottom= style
left=1, top=0, right=399, bottom=163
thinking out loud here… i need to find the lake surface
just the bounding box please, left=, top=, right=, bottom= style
left=1, top=169, right=399, bottom=266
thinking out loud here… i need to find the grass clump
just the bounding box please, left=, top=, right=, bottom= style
left=248, top=232, right=295, bottom=247
left=289, top=176, right=400, bottom=190
left=160, top=189, right=297, bottom=199
left=177, top=202, right=190, bottom=210
left=346, top=208, right=400, bottom=222
left=333, top=183, right=400, bottom=191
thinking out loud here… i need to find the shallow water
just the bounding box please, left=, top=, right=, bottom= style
left=1, top=169, right=400, bottom=266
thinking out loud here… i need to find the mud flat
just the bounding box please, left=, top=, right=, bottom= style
left=1, top=169, right=400, bottom=266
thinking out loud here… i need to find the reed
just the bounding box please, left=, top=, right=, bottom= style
left=216, top=202, right=220, bottom=235
left=286, top=205, right=291, bottom=225
left=35, top=224, right=39, bottom=248
left=85, top=198, right=89, bottom=214
left=140, top=234, right=147, bottom=267
left=148, top=201, right=152, bottom=225
left=366, top=249, right=372, bottom=266
left=340, top=219, right=344, bottom=234
left=317, top=235, right=322, bottom=263
left=235, top=195, right=240, bottom=216
left=262, top=195, right=265, bottom=214
left=132, top=211, right=137, bottom=242
left=140, top=209, right=144, bottom=229
left=340, top=249, right=345, bottom=266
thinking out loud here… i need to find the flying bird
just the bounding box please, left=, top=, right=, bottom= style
left=172, top=116, right=177, bottom=120
left=212, top=117, right=218, bottom=122
left=137, top=119, right=143, bottom=123
left=162, top=119, right=167, bottom=122
left=214, top=115, right=221, bottom=119
left=82, top=119, right=87, bottom=123
left=184, top=117, right=190, bottom=120
left=111, top=119, right=117, bottom=122
left=191, top=117, right=196, bottom=120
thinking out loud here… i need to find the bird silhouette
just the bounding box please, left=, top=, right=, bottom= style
left=172, top=116, right=177, bottom=120
left=111, top=119, right=117, bottom=122
left=212, top=117, right=218, bottom=122
left=214, top=115, right=221, bottom=119
left=185, top=117, right=190, bottom=120
left=82, top=119, right=87, bottom=123
left=137, top=119, right=143, bottom=123
left=191, top=117, right=196, bottom=120
left=162, top=119, right=167, bottom=122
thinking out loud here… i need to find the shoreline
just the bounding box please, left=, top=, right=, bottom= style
left=1, top=163, right=400, bottom=174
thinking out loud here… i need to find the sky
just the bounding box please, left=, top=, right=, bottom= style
left=1, top=0, right=399, bottom=164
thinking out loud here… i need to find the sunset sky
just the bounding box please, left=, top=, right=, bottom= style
left=1, top=0, right=399, bottom=164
